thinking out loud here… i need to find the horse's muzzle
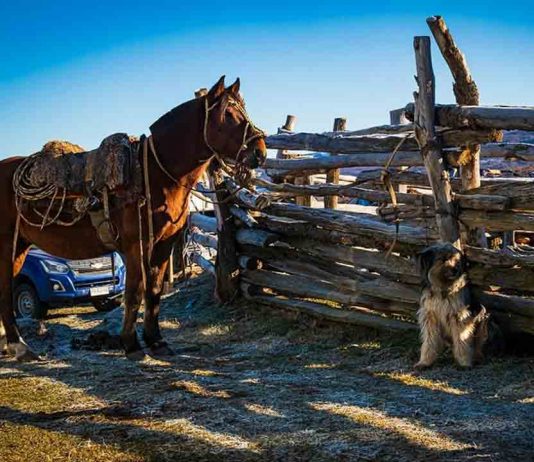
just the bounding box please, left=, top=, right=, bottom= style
left=251, top=139, right=267, bottom=168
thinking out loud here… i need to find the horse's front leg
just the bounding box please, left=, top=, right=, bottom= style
left=121, top=247, right=146, bottom=360
left=143, top=240, right=175, bottom=359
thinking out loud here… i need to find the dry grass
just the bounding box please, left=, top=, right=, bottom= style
left=1, top=273, right=533, bottom=461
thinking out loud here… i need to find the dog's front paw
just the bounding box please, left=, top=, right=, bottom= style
left=414, top=361, right=432, bottom=371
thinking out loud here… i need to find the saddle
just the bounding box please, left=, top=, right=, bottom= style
left=16, top=133, right=143, bottom=249
left=28, top=133, right=140, bottom=195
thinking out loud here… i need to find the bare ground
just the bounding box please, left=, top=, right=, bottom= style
left=0, top=273, right=532, bottom=462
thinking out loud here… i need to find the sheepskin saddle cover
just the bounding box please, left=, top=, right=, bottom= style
left=28, top=133, right=139, bottom=195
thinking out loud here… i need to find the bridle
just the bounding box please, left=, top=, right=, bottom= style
left=147, top=94, right=266, bottom=187
left=202, top=95, right=266, bottom=176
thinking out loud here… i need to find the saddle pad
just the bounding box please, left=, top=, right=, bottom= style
left=28, top=133, right=138, bottom=195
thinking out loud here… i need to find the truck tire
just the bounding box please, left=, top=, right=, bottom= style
left=13, top=283, right=49, bottom=320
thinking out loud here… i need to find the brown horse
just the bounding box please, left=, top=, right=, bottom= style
left=0, top=76, right=267, bottom=360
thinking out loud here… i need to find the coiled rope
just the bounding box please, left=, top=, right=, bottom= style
left=12, top=153, right=85, bottom=228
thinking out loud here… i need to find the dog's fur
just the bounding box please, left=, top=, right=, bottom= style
left=415, top=243, right=501, bottom=369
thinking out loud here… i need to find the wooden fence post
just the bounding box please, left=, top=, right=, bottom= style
left=413, top=36, right=460, bottom=247
left=276, top=115, right=297, bottom=159
left=426, top=15, right=487, bottom=247
left=325, top=117, right=347, bottom=209
left=208, top=166, right=239, bottom=302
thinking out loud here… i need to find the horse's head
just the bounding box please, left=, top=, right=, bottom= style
left=203, top=76, right=267, bottom=170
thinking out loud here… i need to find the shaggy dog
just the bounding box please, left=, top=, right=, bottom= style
left=415, top=243, right=499, bottom=369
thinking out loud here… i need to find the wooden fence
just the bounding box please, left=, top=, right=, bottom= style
left=187, top=16, right=534, bottom=337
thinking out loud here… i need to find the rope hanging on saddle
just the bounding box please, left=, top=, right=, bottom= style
left=12, top=154, right=81, bottom=228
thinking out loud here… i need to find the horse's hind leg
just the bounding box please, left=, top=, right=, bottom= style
left=0, top=239, right=37, bottom=361
left=121, top=247, right=146, bottom=360
left=143, top=241, right=174, bottom=359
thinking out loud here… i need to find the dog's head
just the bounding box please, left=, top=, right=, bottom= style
left=417, top=243, right=465, bottom=292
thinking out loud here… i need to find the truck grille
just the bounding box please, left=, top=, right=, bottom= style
left=68, top=256, right=113, bottom=274
left=74, top=277, right=120, bottom=289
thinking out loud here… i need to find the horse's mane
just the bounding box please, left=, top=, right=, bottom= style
left=149, top=97, right=200, bottom=136
left=149, top=90, right=245, bottom=137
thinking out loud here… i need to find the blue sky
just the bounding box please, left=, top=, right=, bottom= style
left=0, top=1, right=532, bottom=157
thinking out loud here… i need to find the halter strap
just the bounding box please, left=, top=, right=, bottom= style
left=148, top=95, right=265, bottom=185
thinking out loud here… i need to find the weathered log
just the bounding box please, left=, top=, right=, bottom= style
left=456, top=194, right=510, bottom=212
left=242, top=268, right=420, bottom=305
left=265, top=237, right=420, bottom=285
left=265, top=152, right=427, bottom=177
left=294, top=175, right=312, bottom=207
left=404, top=103, right=534, bottom=131
left=242, top=291, right=417, bottom=331
left=190, top=251, right=216, bottom=275
left=209, top=165, right=239, bottom=302
left=238, top=242, right=380, bottom=284
left=251, top=215, right=427, bottom=256
left=427, top=15, right=486, bottom=246
left=276, top=115, right=297, bottom=160
left=190, top=213, right=217, bottom=233
left=230, top=205, right=258, bottom=227
left=477, top=291, right=534, bottom=320
left=413, top=36, right=460, bottom=247
left=463, top=182, right=534, bottom=211
left=261, top=202, right=437, bottom=245
left=190, top=229, right=218, bottom=249
left=480, top=143, right=534, bottom=160
left=460, top=210, right=534, bottom=232
left=238, top=255, right=263, bottom=270
left=266, top=142, right=534, bottom=180
left=465, top=245, right=534, bottom=267
left=491, top=311, right=534, bottom=336
left=253, top=177, right=511, bottom=211
left=426, top=14, right=481, bottom=180
left=356, top=168, right=534, bottom=190
left=378, top=204, right=436, bottom=223
left=254, top=177, right=428, bottom=203
left=323, top=123, right=414, bottom=137
left=235, top=228, right=280, bottom=247
left=468, top=264, right=534, bottom=293
left=265, top=128, right=499, bottom=154
left=225, top=178, right=271, bottom=210
left=325, top=117, right=347, bottom=209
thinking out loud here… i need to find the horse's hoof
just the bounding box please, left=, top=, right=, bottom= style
left=16, top=349, right=42, bottom=362
left=125, top=349, right=146, bottom=361
left=148, top=342, right=175, bottom=360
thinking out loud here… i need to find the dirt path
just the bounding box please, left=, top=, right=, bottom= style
left=1, top=274, right=533, bottom=461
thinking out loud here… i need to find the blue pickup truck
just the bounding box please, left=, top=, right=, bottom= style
left=13, top=248, right=126, bottom=319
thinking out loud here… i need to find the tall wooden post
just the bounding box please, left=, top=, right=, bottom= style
left=413, top=36, right=460, bottom=247
left=426, top=16, right=487, bottom=247
left=195, top=89, right=239, bottom=302
left=325, top=117, right=347, bottom=209
left=276, top=115, right=297, bottom=160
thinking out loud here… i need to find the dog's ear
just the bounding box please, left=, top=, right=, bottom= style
left=417, top=247, right=435, bottom=287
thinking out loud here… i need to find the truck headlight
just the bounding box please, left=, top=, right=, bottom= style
left=40, top=260, right=69, bottom=274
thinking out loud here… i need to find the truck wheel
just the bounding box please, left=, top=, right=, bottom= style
left=13, top=283, right=49, bottom=320
left=92, top=297, right=122, bottom=312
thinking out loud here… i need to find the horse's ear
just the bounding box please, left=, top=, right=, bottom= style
left=207, top=75, right=225, bottom=101
left=416, top=247, right=435, bottom=287
left=227, top=77, right=240, bottom=95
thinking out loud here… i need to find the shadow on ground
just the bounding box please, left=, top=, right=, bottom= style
left=1, top=273, right=532, bottom=462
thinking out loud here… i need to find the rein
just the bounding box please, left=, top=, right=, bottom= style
left=146, top=94, right=265, bottom=205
